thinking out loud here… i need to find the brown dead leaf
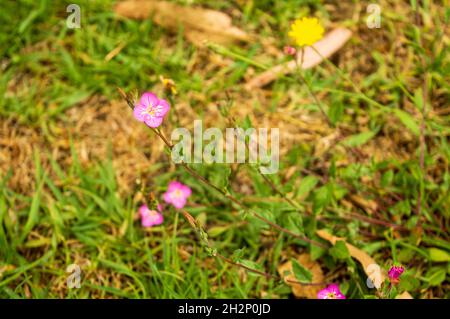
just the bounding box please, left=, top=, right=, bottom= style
left=114, top=0, right=250, bottom=45
left=0, top=264, right=16, bottom=278
left=396, top=291, right=413, bottom=299
left=277, top=253, right=326, bottom=299
left=348, top=194, right=378, bottom=214
left=316, top=229, right=413, bottom=298
left=245, top=28, right=352, bottom=89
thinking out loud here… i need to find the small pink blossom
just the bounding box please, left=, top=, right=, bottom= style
left=283, top=45, right=297, bottom=56
left=388, top=265, right=404, bottom=284
left=133, top=92, right=170, bottom=128
left=317, top=284, right=346, bottom=299
left=139, top=204, right=163, bottom=228
left=163, top=181, right=192, bottom=209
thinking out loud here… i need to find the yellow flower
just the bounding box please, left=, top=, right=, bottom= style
left=288, top=17, right=324, bottom=47
left=160, top=75, right=177, bottom=95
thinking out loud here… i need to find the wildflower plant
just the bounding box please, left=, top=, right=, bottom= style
left=163, top=181, right=192, bottom=209
left=317, top=284, right=346, bottom=299
left=133, top=92, right=170, bottom=128
left=288, top=17, right=324, bottom=47
left=139, top=204, right=164, bottom=228
left=0, top=0, right=445, bottom=301
left=119, top=7, right=431, bottom=299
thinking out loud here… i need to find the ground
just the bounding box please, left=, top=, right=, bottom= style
left=0, top=0, right=449, bottom=298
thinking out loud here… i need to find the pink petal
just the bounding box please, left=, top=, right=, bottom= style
left=328, top=284, right=340, bottom=294
left=138, top=204, right=149, bottom=216
left=167, top=181, right=182, bottom=192
left=317, top=289, right=329, bottom=299
left=153, top=99, right=170, bottom=117
left=336, top=293, right=346, bottom=299
left=171, top=196, right=187, bottom=209
left=139, top=92, right=159, bottom=108
left=143, top=115, right=164, bottom=128
left=163, top=191, right=173, bottom=204
left=141, top=216, right=154, bottom=227
left=133, top=105, right=147, bottom=122
left=141, top=211, right=164, bottom=227
left=180, top=184, right=192, bottom=197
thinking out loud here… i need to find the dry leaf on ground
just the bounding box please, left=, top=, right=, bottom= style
left=245, top=28, right=352, bottom=89
left=316, top=229, right=413, bottom=299
left=348, top=194, right=378, bottom=214
left=277, top=253, right=326, bottom=299
left=114, top=0, right=250, bottom=45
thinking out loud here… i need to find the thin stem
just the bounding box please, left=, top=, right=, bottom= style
left=119, top=88, right=325, bottom=248
left=293, top=52, right=333, bottom=127
left=225, top=111, right=406, bottom=231
left=181, top=210, right=328, bottom=287
left=414, top=3, right=428, bottom=227
left=310, top=46, right=387, bottom=111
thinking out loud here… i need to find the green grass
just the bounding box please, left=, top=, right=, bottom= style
left=0, top=0, right=449, bottom=298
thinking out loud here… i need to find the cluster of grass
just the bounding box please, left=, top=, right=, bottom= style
left=0, top=0, right=449, bottom=298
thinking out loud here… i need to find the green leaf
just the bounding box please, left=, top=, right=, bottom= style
left=239, top=260, right=263, bottom=277
left=426, top=268, right=446, bottom=286
left=342, top=131, right=376, bottom=147
left=291, top=259, right=312, bottom=283
left=428, top=248, right=450, bottom=262
left=381, top=170, right=394, bottom=187
left=328, top=102, right=344, bottom=125
left=208, top=225, right=228, bottom=237
left=312, top=185, right=331, bottom=214
left=413, top=88, right=423, bottom=111
left=310, top=242, right=326, bottom=260
left=209, top=164, right=231, bottom=190
left=231, top=249, right=245, bottom=262
left=285, top=214, right=304, bottom=236
left=398, top=274, right=420, bottom=291
left=296, top=176, right=319, bottom=198
left=330, top=240, right=350, bottom=260
left=392, top=109, right=419, bottom=136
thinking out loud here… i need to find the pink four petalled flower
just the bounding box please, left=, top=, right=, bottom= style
left=163, top=181, right=192, bottom=209
left=317, top=284, right=346, bottom=299
left=139, top=204, right=164, bottom=228
left=133, top=92, right=170, bottom=128
left=388, top=265, right=405, bottom=284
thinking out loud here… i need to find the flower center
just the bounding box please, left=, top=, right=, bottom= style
left=327, top=292, right=336, bottom=299
left=173, top=189, right=182, bottom=198
left=145, top=104, right=155, bottom=116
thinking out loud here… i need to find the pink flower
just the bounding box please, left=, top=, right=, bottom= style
left=317, top=284, right=346, bottom=299
left=388, top=265, right=404, bottom=284
left=139, top=204, right=163, bottom=228
left=133, top=92, right=170, bottom=128
left=163, top=181, right=192, bottom=209
left=283, top=45, right=297, bottom=56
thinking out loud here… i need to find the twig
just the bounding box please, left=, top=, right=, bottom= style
left=181, top=210, right=327, bottom=287
left=119, top=88, right=326, bottom=248
left=414, top=2, right=428, bottom=228
left=293, top=52, right=333, bottom=127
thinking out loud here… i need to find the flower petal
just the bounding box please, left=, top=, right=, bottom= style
left=180, top=184, right=192, bottom=197
left=138, top=204, right=150, bottom=217
left=328, top=284, right=340, bottom=294
left=143, top=115, right=164, bottom=128
left=163, top=191, right=173, bottom=204
left=133, top=105, right=147, bottom=122
left=141, top=211, right=164, bottom=227
left=139, top=92, right=159, bottom=108
left=153, top=99, right=170, bottom=117
left=317, top=289, right=329, bottom=299
left=171, top=196, right=187, bottom=209
left=167, top=181, right=182, bottom=192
